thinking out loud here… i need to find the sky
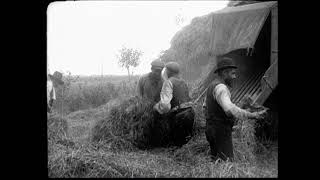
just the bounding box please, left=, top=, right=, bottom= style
left=47, top=0, right=228, bottom=76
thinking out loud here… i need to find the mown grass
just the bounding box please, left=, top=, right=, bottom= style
left=48, top=136, right=277, bottom=178
left=48, top=75, right=278, bottom=178
left=48, top=97, right=278, bottom=178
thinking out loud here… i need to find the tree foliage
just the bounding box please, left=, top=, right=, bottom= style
left=117, top=46, right=143, bottom=77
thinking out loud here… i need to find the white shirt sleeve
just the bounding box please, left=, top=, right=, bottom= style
left=52, top=86, right=56, bottom=100
left=154, top=79, right=173, bottom=114
left=214, top=84, right=254, bottom=120
left=47, top=80, right=53, bottom=104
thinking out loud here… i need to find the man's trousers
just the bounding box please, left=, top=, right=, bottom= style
left=205, top=120, right=234, bottom=161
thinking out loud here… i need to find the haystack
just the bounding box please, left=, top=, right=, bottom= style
left=159, top=12, right=217, bottom=83
left=91, top=96, right=173, bottom=150
left=48, top=112, right=69, bottom=143
left=48, top=112, right=76, bottom=154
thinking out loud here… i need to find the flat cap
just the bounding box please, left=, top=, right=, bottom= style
left=165, top=62, right=180, bottom=74
left=151, top=59, right=165, bottom=69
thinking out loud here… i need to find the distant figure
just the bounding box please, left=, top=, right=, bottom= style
left=47, top=71, right=64, bottom=113
left=204, top=57, right=267, bottom=162
left=153, top=62, right=195, bottom=147
left=137, top=59, right=165, bottom=103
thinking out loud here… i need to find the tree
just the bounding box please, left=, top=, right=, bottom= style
left=116, top=46, right=143, bottom=80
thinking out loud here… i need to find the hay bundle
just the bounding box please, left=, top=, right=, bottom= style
left=48, top=113, right=69, bottom=144
left=91, top=96, right=171, bottom=150
left=232, top=96, right=269, bottom=162
left=48, top=113, right=76, bottom=155
left=172, top=134, right=210, bottom=164
left=191, top=103, right=206, bottom=136
left=233, top=118, right=257, bottom=162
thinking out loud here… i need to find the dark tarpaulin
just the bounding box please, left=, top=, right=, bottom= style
left=209, top=1, right=277, bottom=56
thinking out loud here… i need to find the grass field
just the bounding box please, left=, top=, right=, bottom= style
left=52, top=74, right=139, bottom=114
left=48, top=75, right=278, bottom=178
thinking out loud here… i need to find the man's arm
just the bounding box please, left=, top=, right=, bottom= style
left=154, top=79, right=173, bottom=114
left=214, top=84, right=260, bottom=120
left=52, top=86, right=56, bottom=101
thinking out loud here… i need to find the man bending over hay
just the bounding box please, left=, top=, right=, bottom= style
left=153, top=62, right=195, bottom=147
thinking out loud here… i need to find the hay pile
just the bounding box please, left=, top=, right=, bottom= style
left=91, top=96, right=172, bottom=150
left=48, top=113, right=68, bottom=143
left=171, top=133, right=210, bottom=165
left=191, top=103, right=206, bottom=136
left=232, top=96, right=269, bottom=162
left=48, top=112, right=75, bottom=154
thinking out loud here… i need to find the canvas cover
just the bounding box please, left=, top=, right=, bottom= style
left=209, top=1, right=277, bottom=56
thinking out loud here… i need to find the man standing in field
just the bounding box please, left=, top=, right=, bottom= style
left=47, top=71, right=64, bottom=113
left=153, top=62, right=195, bottom=147
left=204, top=57, right=267, bottom=161
left=137, top=59, right=165, bottom=103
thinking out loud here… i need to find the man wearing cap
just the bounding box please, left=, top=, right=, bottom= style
left=47, top=71, right=64, bottom=113
left=204, top=57, right=267, bottom=161
left=137, top=59, right=165, bottom=103
left=153, top=61, right=195, bottom=147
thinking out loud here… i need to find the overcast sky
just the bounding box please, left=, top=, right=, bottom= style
left=47, top=0, right=228, bottom=76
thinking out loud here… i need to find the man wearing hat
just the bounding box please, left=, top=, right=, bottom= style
left=137, top=59, right=165, bottom=103
left=204, top=57, right=267, bottom=161
left=47, top=71, right=64, bottom=113
left=153, top=61, right=195, bottom=147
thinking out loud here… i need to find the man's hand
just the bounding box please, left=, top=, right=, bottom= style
left=252, top=109, right=268, bottom=119
left=153, top=103, right=159, bottom=112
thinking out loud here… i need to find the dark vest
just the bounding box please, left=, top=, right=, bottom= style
left=169, top=76, right=191, bottom=108
left=142, top=73, right=163, bottom=102
left=206, top=78, right=234, bottom=125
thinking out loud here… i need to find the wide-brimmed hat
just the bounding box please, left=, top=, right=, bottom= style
left=214, top=57, right=238, bottom=73
left=151, top=59, right=165, bottom=70
left=49, top=71, right=64, bottom=85
left=165, top=62, right=180, bottom=74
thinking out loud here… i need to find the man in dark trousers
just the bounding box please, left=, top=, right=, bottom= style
left=137, top=59, right=165, bottom=103
left=153, top=62, right=195, bottom=147
left=205, top=57, right=267, bottom=161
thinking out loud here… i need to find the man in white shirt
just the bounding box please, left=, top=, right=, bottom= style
left=153, top=62, right=194, bottom=147
left=205, top=57, right=267, bottom=161
left=47, top=71, right=64, bottom=113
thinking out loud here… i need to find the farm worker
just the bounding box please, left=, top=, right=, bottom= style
left=204, top=57, right=267, bottom=162
left=153, top=62, right=195, bottom=147
left=47, top=71, right=64, bottom=113
left=137, top=59, right=165, bottom=103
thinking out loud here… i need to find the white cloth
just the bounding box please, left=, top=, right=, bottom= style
left=154, top=79, right=173, bottom=114
left=213, top=83, right=254, bottom=120
left=47, top=79, right=56, bottom=105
